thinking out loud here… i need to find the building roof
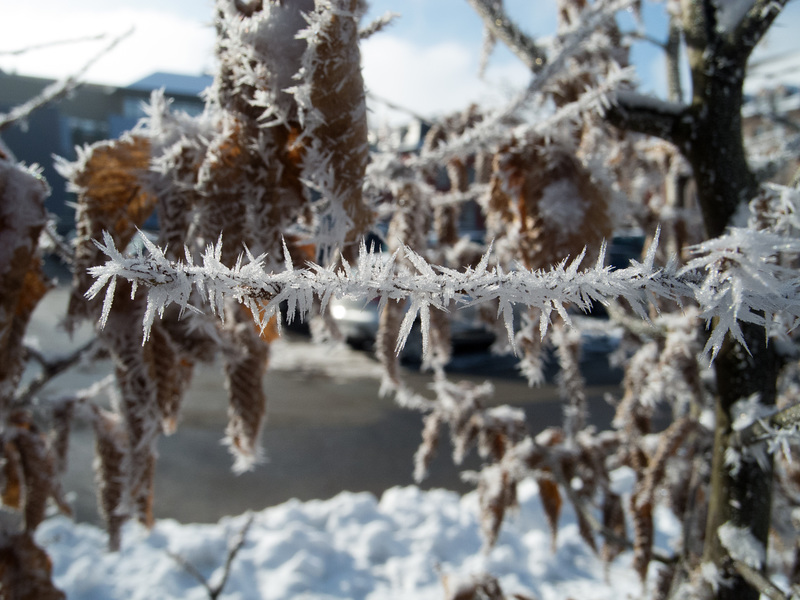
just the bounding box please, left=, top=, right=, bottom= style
left=126, top=72, right=213, bottom=97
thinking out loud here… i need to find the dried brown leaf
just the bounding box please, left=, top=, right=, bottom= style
left=537, top=475, right=563, bottom=550
left=477, top=466, right=518, bottom=548
left=601, top=491, right=627, bottom=563
left=49, top=400, right=75, bottom=476
left=67, top=135, right=155, bottom=324
left=0, top=532, right=65, bottom=600
left=0, top=159, right=49, bottom=404
left=639, top=416, right=696, bottom=509
left=91, top=407, right=128, bottom=551
left=1, top=442, right=23, bottom=510
left=490, top=141, right=612, bottom=270
left=223, top=316, right=269, bottom=473
left=101, top=285, right=160, bottom=528
left=631, top=495, right=654, bottom=581
left=303, top=0, right=371, bottom=260
left=575, top=503, right=598, bottom=553
left=13, top=427, right=58, bottom=531
left=144, top=322, right=190, bottom=435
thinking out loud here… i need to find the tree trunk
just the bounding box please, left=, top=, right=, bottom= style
left=676, top=3, right=781, bottom=597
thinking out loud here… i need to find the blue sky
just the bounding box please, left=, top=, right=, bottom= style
left=1, top=0, right=798, bottom=125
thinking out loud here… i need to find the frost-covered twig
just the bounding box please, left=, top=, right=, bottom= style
left=84, top=225, right=800, bottom=361
left=0, top=29, right=132, bottom=132
left=86, top=231, right=676, bottom=353
left=167, top=513, right=254, bottom=600
left=681, top=228, right=800, bottom=358
left=465, top=0, right=546, bottom=73
left=0, top=33, right=109, bottom=56
left=358, top=11, right=399, bottom=39
left=396, top=63, right=634, bottom=173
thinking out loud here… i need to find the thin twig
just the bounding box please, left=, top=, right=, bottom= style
left=0, top=28, right=133, bottom=132
left=730, top=559, right=790, bottom=600
left=17, top=338, right=103, bottom=405
left=359, top=11, right=399, bottom=40
left=168, top=513, right=255, bottom=600
left=42, top=220, right=75, bottom=266
left=0, top=33, right=109, bottom=56
left=464, top=0, right=546, bottom=73
left=549, top=459, right=677, bottom=566
left=367, top=92, right=434, bottom=125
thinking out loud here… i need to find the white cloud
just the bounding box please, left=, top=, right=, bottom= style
left=361, top=34, right=530, bottom=125
left=0, top=7, right=214, bottom=86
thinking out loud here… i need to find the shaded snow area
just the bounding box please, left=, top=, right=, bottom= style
left=37, top=471, right=680, bottom=600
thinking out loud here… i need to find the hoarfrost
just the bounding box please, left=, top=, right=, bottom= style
left=718, top=521, right=765, bottom=569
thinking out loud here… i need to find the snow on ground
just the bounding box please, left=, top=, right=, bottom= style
left=37, top=469, right=680, bottom=600
left=269, top=335, right=386, bottom=381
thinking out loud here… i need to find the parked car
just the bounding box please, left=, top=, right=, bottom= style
left=327, top=233, right=641, bottom=363
left=328, top=295, right=495, bottom=362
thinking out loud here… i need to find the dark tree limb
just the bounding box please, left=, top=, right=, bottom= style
left=730, top=0, right=790, bottom=60
left=605, top=90, right=690, bottom=146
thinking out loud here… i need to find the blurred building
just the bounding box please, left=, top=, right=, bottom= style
left=742, top=85, right=800, bottom=184
left=0, top=71, right=212, bottom=232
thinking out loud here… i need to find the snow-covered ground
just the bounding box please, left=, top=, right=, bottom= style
left=37, top=469, right=679, bottom=600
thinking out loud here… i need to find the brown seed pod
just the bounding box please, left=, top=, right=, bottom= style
left=91, top=407, right=129, bottom=551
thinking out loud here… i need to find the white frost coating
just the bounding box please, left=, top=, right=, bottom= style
left=85, top=215, right=800, bottom=362
left=681, top=226, right=800, bottom=358
left=537, top=179, right=588, bottom=238
left=730, top=393, right=770, bottom=431
left=718, top=521, right=765, bottom=569
left=213, top=0, right=313, bottom=126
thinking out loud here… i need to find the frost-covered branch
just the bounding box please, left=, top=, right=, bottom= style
left=0, top=29, right=132, bottom=133
left=0, top=33, right=109, bottom=56
left=397, top=63, right=634, bottom=173
left=465, top=0, right=546, bottom=73
left=85, top=224, right=800, bottom=362
left=358, top=11, right=399, bottom=39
